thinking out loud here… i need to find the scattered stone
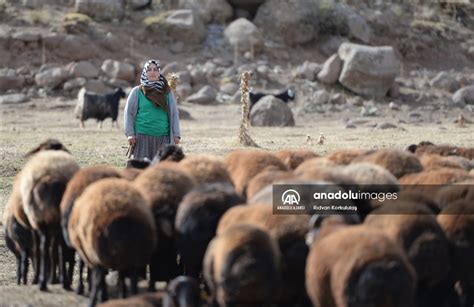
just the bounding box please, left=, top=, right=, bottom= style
left=345, top=124, right=356, bottom=129
left=224, top=18, right=264, bottom=53
left=69, top=61, right=99, bottom=79
left=34, top=67, right=69, bottom=89
left=452, top=85, right=474, bottom=106
left=254, top=0, right=319, bottom=45
left=389, top=102, right=400, bottom=110
left=348, top=96, right=364, bottom=106
left=186, top=85, right=217, bottom=104
left=0, top=93, right=28, bottom=104
left=319, top=35, right=349, bottom=57
left=388, top=82, right=400, bottom=98
left=220, top=82, right=239, bottom=95
left=313, top=90, right=331, bottom=105
left=164, top=10, right=207, bottom=45
left=75, top=0, right=125, bottom=21
left=63, top=77, right=86, bottom=91
left=101, top=60, right=135, bottom=82
left=361, top=106, right=378, bottom=116
left=83, top=79, right=112, bottom=94
left=293, top=61, right=321, bottom=81
left=178, top=107, right=192, bottom=120
left=430, top=71, right=460, bottom=93
left=377, top=122, right=397, bottom=129
left=180, top=0, right=233, bottom=24
left=329, top=93, right=346, bottom=105
left=0, top=74, right=25, bottom=92
left=250, top=96, right=295, bottom=127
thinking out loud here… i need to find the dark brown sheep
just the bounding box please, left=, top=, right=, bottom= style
left=406, top=141, right=474, bottom=160
left=20, top=150, right=80, bottom=291
left=60, top=165, right=123, bottom=292
left=203, top=224, right=281, bottom=307
left=437, top=200, right=474, bottom=307
left=24, top=138, right=71, bottom=158
left=365, top=201, right=451, bottom=307
left=306, top=224, right=417, bottom=307
left=3, top=185, right=33, bottom=285
left=224, top=150, right=287, bottom=196
left=217, top=204, right=311, bottom=306
left=352, top=149, right=423, bottom=178
left=274, top=148, right=319, bottom=169
left=133, top=164, right=196, bottom=291
left=419, top=154, right=472, bottom=171
left=70, top=178, right=156, bottom=306
left=436, top=183, right=474, bottom=210
left=175, top=182, right=244, bottom=279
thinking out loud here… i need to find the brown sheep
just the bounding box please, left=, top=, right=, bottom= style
left=325, top=148, right=374, bottom=165
left=306, top=224, right=417, bottom=307
left=217, top=204, right=311, bottom=306
left=179, top=155, right=233, bottom=186
left=437, top=200, right=474, bottom=307
left=339, top=162, right=400, bottom=192
left=24, top=138, right=71, bottom=158
left=20, top=150, right=80, bottom=291
left=175, top=182, right=244, bottom=279
left=406, top=141, right=474, bottom=160
left=70, top=178, right=156, bottom=306
left=224, top=149, right=287, bottom=196
left=274, top=148, right=320, bottom=169
left=133, top=164, right=196, bottom=291
left=365, top=201, right=452, bottom=307
left=203, top=224, right=281, bottom=307
left=436, top=183, right=474, bottom=210
left=399, top=168, right=473, bottom=186
left=60, top=165, right=123, bottom=293
left=419, top=154, right=473, bottom=171
left=246, top=167, right=297, bottom=199
left=294, top=157, right=338, bottom=175
left=97, top=276, right=201, bottom=307
left=352, top=149, right=423, bottom=178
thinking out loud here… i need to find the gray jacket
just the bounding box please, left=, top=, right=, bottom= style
left=124, top=86, right=181, bottom=144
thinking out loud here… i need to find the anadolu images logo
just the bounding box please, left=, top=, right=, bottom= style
left=282, top=189, right=301, bottom=205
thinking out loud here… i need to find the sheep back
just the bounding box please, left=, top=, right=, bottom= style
left=72, top=178, right=156, bottom=270
left=179, top=154, right=233, bottom=185
left=274, top=149, right=319, bottom=169
left=20, top=150, right=79, bottom=229
left=352, top=149, right=423, bottom=178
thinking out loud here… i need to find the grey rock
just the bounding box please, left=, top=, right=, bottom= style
left=250, top=95, right=295, bottom=127
left=63, top=77, right=87, bottom=91
left=430, top=71, right=460, bottom=93
left=224, top=18, right=263, bottom=53
left=317, top=53, right=342, bottom=84
left=187, top=85, right=217, bottom=104
left=75, top=0, right=125, bottom=21
left=101, top=60, right=135, bottom=82
left=69, top=61, right=99, bottom=79
left=452, top=85, right=474, bottom=106
left=0, top=93, right=28, bottom=104
left=35, top=67, right=69, bottom=89
left=377, top=122, right=397, bottom=129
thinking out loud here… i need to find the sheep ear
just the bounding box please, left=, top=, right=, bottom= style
left=158, top=218, right=174, bottom=237
left=24, top=146, right=41, bottom=158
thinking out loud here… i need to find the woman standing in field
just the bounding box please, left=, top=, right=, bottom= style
left=124, top=59, right=181, bottom=160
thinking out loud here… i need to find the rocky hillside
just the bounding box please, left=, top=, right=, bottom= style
left=0, top=0, right=473, bottom=113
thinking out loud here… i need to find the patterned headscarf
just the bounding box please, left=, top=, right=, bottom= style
left=140, top=60, right=168, bottom=93
left=139, top=59, right=169, bottom=112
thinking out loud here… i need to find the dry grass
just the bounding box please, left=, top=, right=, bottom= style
left=0, top=96, right=473, bottom=305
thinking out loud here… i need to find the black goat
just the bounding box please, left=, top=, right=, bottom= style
left=249, top=88, right=296, bottom=110
left=75, top=87, right=126, bottom=129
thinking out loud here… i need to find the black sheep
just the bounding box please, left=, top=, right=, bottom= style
left=75, top=87, right=126, bottom=129
left=249, top=88, right=296, bottom=110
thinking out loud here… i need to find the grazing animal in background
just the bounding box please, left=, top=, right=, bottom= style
left=249, top=88, right=296, bottom=110
left=75, top=87, right=126, bottom=129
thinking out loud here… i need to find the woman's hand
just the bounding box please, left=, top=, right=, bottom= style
left=127, top=135, right=136, bottom=146
left=174, top=137, right=181, bottom=145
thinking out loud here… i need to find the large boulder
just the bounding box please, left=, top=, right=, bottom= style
left=318, top=2, right=372, bottom=43
left=452, top=85, right=474, bottom=106
left=224, top=18, right=263, bottom=53
left=338, top=43, right=400, bottom=98
left=254, top=0, right=319, bottom=45
left=69, top=61, right=99, bottom=79
left=317, top=53, right=342, bottom=84
left=34, top=67, right=69, bottom=89
left=101, top=60, right=136, bottom=83
left=186, top=85, right=217, bottom=104
left=163, top=10, right=207, bottom=45
left=0, top=93, right=28, bottom=105
left=250, top=95, right=295, bottom=127
left=74, top=0, right=125, bottom=21
left=83, top=79, right=112, bottom=94
left=44, top=34, right=97, bottom=61
left=179, top=0, right=233, bottom=24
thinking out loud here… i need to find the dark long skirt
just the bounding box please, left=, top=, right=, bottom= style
left=132, top=133, right=170, bottom=160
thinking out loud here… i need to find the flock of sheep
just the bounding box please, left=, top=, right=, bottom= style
left=3, top=138, right=474, bottom=307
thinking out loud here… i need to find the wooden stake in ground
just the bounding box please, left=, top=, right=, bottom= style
left=238, top=71, right=258, bottom=147
left=166, top=72, right=180, bottom=103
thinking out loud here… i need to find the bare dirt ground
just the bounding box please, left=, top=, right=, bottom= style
left=0, top=96, right=473, bottom=306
